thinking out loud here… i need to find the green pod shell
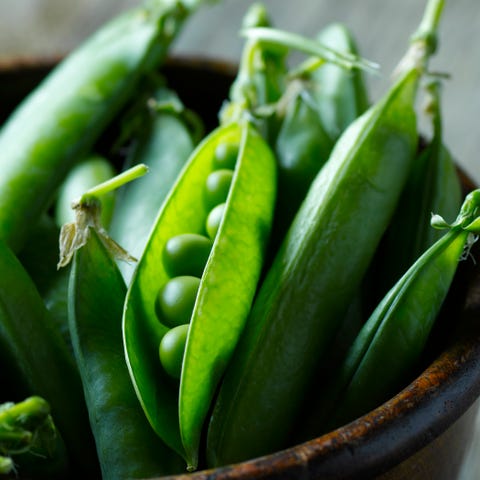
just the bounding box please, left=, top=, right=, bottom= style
left=18, top=215, right=71, bottom=349
left=0, top=2, right=190, bottom=252
left=123, top=121, right=277, bottom=470
left=109, top=86, right=196, bottom=281
left=55, top=155, right=116, bottom=228
left=0, top=239, right=97, bottom=474
left=69, top=228, right=183, bottom=480
left=312, top=22, right=370, bottom=141
left=367, top=84, right=462, bottom=309
left=315, top=227, right=470, bottom=433
left=206, top=68, right=419, bottom=467
left=272, top=89, right=333, bottom=244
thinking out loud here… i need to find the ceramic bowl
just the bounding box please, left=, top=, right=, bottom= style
left=1, top=56, right=480, bottom=480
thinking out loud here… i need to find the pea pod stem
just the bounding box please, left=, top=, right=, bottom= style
left=411, top=0, right=445, bottom=50
left=221, top=4, right=288, bottom=134
left=241, top=27, right=380, bottom=73
left=393, top=0, right=444, bottom=77
left=433, top=189, right=480, bottom=233
left=58, top=164, right=148, bottom=269
left=77, top=164, right=148, bottom=206
left=287, top=56, right=326, bottom=80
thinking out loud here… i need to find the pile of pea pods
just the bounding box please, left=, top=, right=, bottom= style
left=0, top=0, right=479, bottom=478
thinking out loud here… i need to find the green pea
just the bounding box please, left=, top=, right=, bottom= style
left=206, top=203, right=226, bottom=239
left=155, top=276, right=200, bottom=328
left=213, top=142, right=239, bottom=170
left=163, top=234, right=213, bottom=278
left=159, top=324, right=189, bottom=380
left=204, top=170, right=234, bottom=209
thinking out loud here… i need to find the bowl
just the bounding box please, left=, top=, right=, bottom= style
left=1, top=56, right=480, bottom=480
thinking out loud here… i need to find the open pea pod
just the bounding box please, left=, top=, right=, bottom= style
left=123, top=120, right=276, bottom=470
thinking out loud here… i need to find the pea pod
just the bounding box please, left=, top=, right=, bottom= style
left=235, top=20, right=373, bottom=254
left=0, top=0, right=204, bottom=252
left=109, top=85, right=199, bottom=281
left=18, top=215, right=71, bottom=349
left=302, top=190, right=480, bottom=435
left=312, top=22, right=370, bottom=141
left=123, top=120, right=276, bottom=470
left=0, top=239, right=98, bottom=474
left=271, top=86, right=333, bottom=245
left=369, top=79, right=462, bottom=305
left=68, top=227, right=183, bottom=479
left=206, top=0, right=445, bottom=464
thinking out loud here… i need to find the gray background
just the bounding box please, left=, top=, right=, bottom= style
left=0, top=0, right=479, bottom=184
left=0, top=1, right=480, bottom=478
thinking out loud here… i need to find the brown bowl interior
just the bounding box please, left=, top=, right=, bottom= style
left=1, top=56, right=480, bottom=480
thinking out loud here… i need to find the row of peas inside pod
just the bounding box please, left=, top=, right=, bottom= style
left=157, top=140, right=239, bottom=379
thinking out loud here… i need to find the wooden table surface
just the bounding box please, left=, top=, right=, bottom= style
left=0, top=1, right=479, bottom=478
